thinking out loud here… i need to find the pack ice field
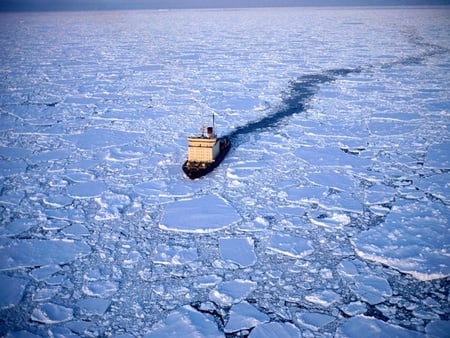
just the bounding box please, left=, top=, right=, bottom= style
left=0, top=6, right=449, bottom=338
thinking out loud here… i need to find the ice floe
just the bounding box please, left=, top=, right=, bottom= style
left=267, top=234, right=314, bottom=259
left=219, top=237, right=257, bottom=267
left=0, top=6, right=449, bottom=338
left=224, top=301, right=270, bottom=333
left=352, top=200, right=450, bottom=281
left=144, top=305, right=223, bottom=338
left=159, top=194, right=241, bottom=233
left=294, top=311, right=335, bottom=331
left=66, top=128, right=143, bottom=150
left=0, top=275, right=28, bottom=309
left=31, top=302, right=73, bottom=324
left=209, top=279, right=257, bottom=307
left=153, top=244, right=198, bottom=265
left=337, top=315, right=424, bottom=338
left=67, top=181, right=108, bottom=199
left=0, top=239, right=91, bottom=271
left=248, top=322, right=302, bottom=337
left=77, top=297, right=111, bottom=316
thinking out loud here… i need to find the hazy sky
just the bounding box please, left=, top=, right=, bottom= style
left=1, top=0, right=449, bottom=11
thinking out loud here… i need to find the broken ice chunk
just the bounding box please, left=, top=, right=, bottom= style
left=224, top=301, right=270, bottom=333
left=294, top=312, right=335, bottom=331
left=425, top=141, right=450, bottom=169
left=153, top=244, right=198, bottom=265
left=31, top=303, right=73, bottom=324
left=352, top=200, right=450, bottom=281
left=350, top=275, right=392, bottom=305
left=425, top=320, right=450, bottom=338
left=82, top=280, right=118, bottom=298
left=0, top=275, right=28, bottom=309
left=159, top=194, right=241, bottom=233
left=0, top=239, right=91, bottom=271
left=219, top=237, right=257, bottom=267
left=304, top=290, right=341, bottom=308
left=337, top=315, right=424, bottom=337
left=248, top=322, right=302, bottom=338
left=267, top=234, right=314, bottom=259
left=209, top=279, right=257, bottom=307
left=77, top=297, right=111, bottom=316
left=67, top=181, right=108, bottom=199
left=144, top=305, right=223, bottom=338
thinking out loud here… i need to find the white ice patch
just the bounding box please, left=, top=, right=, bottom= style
left=0, top=239, right=91, bottom=271
left=144, top=305, right=223, bottom=338
left=350, top=275, right=392, bottom=305
left=77, top=297, right=111, bottom=316
left=94, top=191, right=131, bottom=221
left=209, top=279, right=257, bottom=307
left=66, top=128, right=143, bottom=150
left=294, top=312, right=335, bottom=331
left=0, top=218, right=36, bottom=237
left=42, top=194, right=73, bottom=208
left=0, top=275, right=28, bottom=309
left=0, top=160, right=27, bottom=177
left=305, top=290, right=341, bottom=308
left=416, top=171, right=450, bottom=205
left=307, top=170, right=355, bottom=192
left=248, top=322, right=302, bottom=338
left=425, top=141, right=450, bottom=169
left=352, top=200, right=450, bottom=281
left=194, top=275, right=223, bottom=289
left=219, top=237, right=257, bottom=267
left=67, top=181, right=108, bottom=199
left=296, top=146, right=370, bottom=168
left=308, top=211, right=351, bottom=229
left=336, top=315, right=424, bottom=338
left=31, top=303, right=73, bottom=324
left=29, top=264, right=61, bottom=282
left=82, top=280, right=119, bottom=298
left=153, top=244, right=198, bottom=265
left=338, top=259, right=392, bottom=305
left=339, top=302, right=367, bottom=317
left=159, top=194, right=241, bottom=233
left=267, top=234, right=314, bottom=259
left=224, top=301, right=270, bottom=333
left=425, top=320, right=450, bottom=338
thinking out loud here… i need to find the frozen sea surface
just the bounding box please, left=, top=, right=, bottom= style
left=0, top=6, right=449, bottom=337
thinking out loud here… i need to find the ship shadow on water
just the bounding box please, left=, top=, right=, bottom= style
left=226, top=67, right=361, bottom=145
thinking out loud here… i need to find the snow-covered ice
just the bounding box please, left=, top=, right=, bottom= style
left=337, top=315, right=425, bottom=338
left=219, top=237, right=257, bottom=267
left=267, top=233, right=314, bottom=258
left=209, top=279, right=257, bottom=307
left=0, top=275, right=28, bottom=309
left=159, top=194, right=241, bottom=233
left=30, top=303, right=73, bottom=324
left=224, top=301, right=270, bottom=333
left=144, top=305, right=223, bottom=338
left=0, top=6, right=449, bottom=337
left=0, top=239, right=91, bottom=270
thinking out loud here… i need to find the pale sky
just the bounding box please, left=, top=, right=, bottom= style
left=1, top=0, right=449, bottom=11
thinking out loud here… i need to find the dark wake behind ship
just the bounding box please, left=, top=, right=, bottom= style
left=182, top=69, right=358, bottom=179
left=181, top=43, right=445, bottom=179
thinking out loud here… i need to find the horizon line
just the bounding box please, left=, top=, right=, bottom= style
left=1, top=3, right=450, bottom=13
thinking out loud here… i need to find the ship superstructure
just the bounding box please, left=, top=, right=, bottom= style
left=182, top=117, right=230, bottom=179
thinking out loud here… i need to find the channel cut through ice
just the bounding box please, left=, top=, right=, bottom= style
left=0, top=6, right=449, bottom=338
